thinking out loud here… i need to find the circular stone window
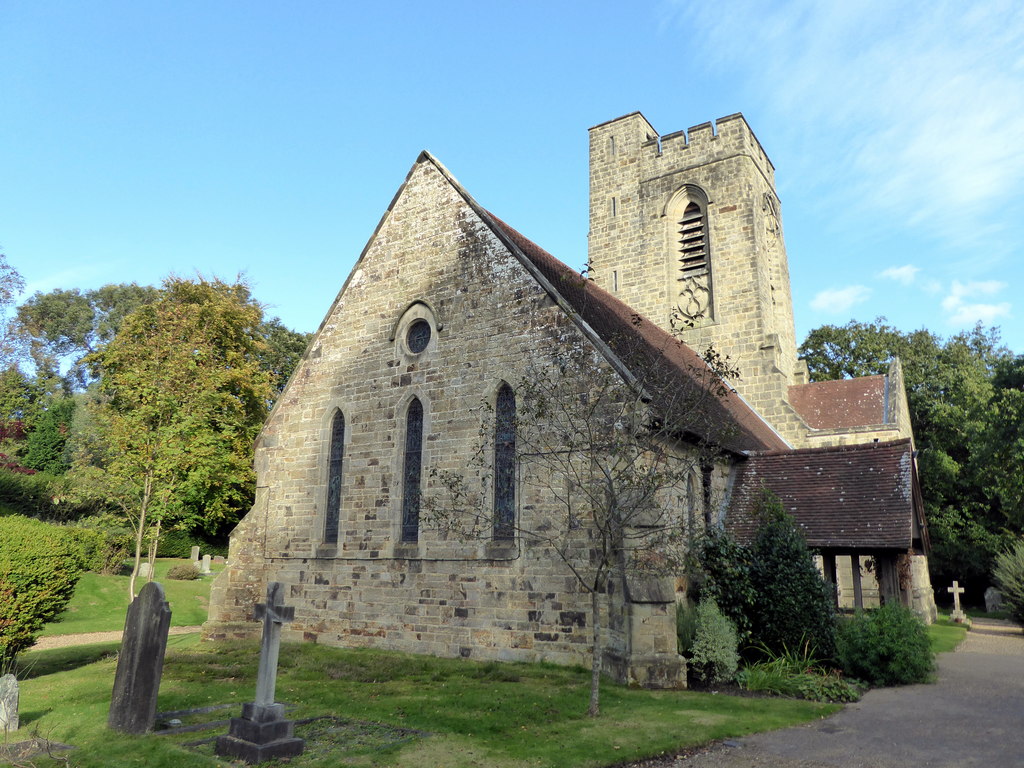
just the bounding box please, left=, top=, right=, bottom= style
left=406, top=319, right=432, bottom=353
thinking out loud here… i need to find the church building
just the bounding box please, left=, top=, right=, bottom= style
left=204, top=112, right=936, bottom=687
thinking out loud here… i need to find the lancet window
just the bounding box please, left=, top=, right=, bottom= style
left=401, top=397, right=424, bottom=542
left=324, top=410, right=345, bottom=544
left=493, top=383, right=516, bottom=540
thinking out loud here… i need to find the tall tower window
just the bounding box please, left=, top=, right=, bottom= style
left=324, top=409, right=345, bottom=544
left=493, top=383, right=516, bottom=540
left=666, top=185, right=713, bottom=322
left=401, top=397, right=424, bottom=542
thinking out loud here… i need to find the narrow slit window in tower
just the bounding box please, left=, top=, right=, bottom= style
left=324, top=410, right=345, bottom=544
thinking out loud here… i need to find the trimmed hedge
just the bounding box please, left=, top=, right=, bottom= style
left=0, top=516, right=86, bottom=664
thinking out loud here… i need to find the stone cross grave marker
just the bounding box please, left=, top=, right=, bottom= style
left=0, top=673, right=18, bottom=734
left=201, top=554, right=212, bottom=574
left=948, top=581, right=967, bottom=623
left=108, top=581, right=172, bottom=733
left=215, top=582, right=305, bottom=763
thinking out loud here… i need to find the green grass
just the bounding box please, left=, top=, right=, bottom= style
left=8, top=639, right=838, bottom=768
left=927, top=614, right=969, bottom=654
left=38, top=559, right=222, bottom=637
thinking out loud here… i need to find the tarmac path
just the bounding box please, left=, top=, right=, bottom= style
left=672, top=617, right=1024, bottom=768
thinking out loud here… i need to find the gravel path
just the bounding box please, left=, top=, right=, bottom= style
left=30, top=625, right=203, bottom=650
left=663, top=617, right=1024, bottom=768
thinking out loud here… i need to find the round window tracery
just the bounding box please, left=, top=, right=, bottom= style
left=407, top=319, right=431, bottom=353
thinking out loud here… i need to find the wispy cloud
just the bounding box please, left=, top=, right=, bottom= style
left=879, top=265, right=920, bottom=285
left=660, top=0, right=1024, bottom=249
left=941, top=279, right=1011, bottom=326
left=810, top=285, right=871, bottom=314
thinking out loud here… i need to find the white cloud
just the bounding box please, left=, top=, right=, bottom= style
left=879, top=265, right=920, bottom=285
left=660, top=0, right=1024, bottom=245
left=941, top=279, right=1011, bottom=325
left=810, top=285, right=871, bottom=313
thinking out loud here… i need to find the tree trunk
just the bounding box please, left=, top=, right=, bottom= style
left=588, top=585, right=602, bottom=717
left=147, top=517, right=161, bottom=583
left=127, top=473, right=153, bottom=602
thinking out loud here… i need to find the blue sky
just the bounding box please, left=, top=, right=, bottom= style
left=3, top=1, right=1022, bottom=353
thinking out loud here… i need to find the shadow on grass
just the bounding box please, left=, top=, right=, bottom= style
left=18, top=642, right=121, bottom=680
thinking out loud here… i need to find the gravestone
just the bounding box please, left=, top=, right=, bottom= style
left=139, top=562, right=151, bottom=578
left=948, top=581, right=968, bottom=623
left=201, top=554, right=212, bottom=574
left=108, top=581, right=172, bottom=733
left=190, top=546, right=200, bottom=563
left=0, top=674, right=18, bottom=733
left=985, top=586, right=1004, bottom=613
left=215, top=582, right=304, bottom=763
left=213, top=555, right=226, bottom=564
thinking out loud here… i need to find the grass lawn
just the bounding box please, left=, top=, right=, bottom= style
left=927, top=613, right=969, bottom=654
left=10, top=638, right=838, bottom=768
left=38, top=559, right=224, bottom=637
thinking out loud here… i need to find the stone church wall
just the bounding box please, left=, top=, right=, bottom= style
left=205, top=157, right=688, bottom=685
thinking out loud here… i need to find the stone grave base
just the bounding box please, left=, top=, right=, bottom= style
left=215, top=702, right=304, bottom=764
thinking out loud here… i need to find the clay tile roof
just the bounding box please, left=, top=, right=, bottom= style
left=788, top=376, right=887, bottom=430
left=484, top=213, right=788, bottom=455
left=725, top=439, right=918, bottom=550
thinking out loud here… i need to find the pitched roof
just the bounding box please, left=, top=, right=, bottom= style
left=725, top=439, right=920, bottom=550
left=788, top=375, right=888, bottom=430
left=481, top=212, right=788, bottom=454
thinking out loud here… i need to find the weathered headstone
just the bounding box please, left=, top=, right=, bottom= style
left=0, top=674, right=18, bottom=733
left=108, top=581, right=172, bottom=733
left=985, top=586, right=1004, bottom=613
left=201, top=554, right=212, bottom=574
left=190, top=545, right=200, bottom=563
left=215, top=582, right=304, bottom=763
left=213, top=555, right=226, bottom=564
left=948, top=581, right=968, bottom=623
left=138, top=562, right=151, bottom=578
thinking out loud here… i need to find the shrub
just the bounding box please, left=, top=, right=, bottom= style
left=993, top=539, right=1024, bottom=624
left=737, top=643, right=862, bottom=702
left=688, top=598, right=739, bottom=684
left=676, top=601, right=697, bottom=655
left=64, top=524, right=133, bottom=574
left=747, top=494, right=837, bottom=660
left=699, top=492, right=837, bottom=661
left=167, top=563, right=201, bottom=580
left=697, top=529, right=755, bottom=645
left=156, top=528, right=204, bottom=558
left=836, top=603, right=935, bottom=686
left=0, top=515, right=86, bottom=664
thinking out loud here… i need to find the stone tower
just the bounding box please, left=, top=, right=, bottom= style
left=588, top=113, right=807, bottom=439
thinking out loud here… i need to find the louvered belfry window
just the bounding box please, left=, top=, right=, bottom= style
left=324, top=410, right=345, bottom=544
left=675, top=199, right=713, bottom=320
left=401, top=398, right=424, bottom=542
left=678, top=202, right=708, bottom=276
left=493, top=383, right=516, bottom=540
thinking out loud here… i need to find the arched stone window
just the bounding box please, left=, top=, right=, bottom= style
left=665, top=185, right=713, bottom=322
left=401, top=397, right=424, bottom=542
left=493, top=383, right=516, bottom=540
left=324, top=409, right=345, bottom=544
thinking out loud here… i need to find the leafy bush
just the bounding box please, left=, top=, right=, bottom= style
left=156, top=528, right=205, bottom=558
left=993, top=538, right=1024, bottom=624
left=688, top=598, right=739, bottom=684
left=837, top=603, right=935, bottom=686
left=676, top=601, right=698, bottom=655
left=747, top=495, right=837, bottom=660
left=737, top=643, right=862, bottom=702
left=0, top=515, right=86, bottom=664
left=167, top=563, right=201, bottom=580
left=697, top=529, right=755, bottom=645
left=63, top=523, right=133, bottom=574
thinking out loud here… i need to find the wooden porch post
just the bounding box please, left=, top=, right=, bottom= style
left=851, top=555, right=864, bottom=610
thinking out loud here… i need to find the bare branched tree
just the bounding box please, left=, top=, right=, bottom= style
left=425, top=306, right=741, bottom=716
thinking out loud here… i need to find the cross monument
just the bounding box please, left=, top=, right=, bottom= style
left=948, top=581, right=968, bottom=623
left=215, top=582, right=305, bottom=763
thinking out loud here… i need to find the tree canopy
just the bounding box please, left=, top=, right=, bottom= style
left=799, top=319, right=1020, bottom=596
